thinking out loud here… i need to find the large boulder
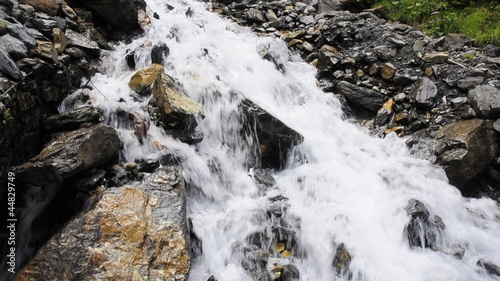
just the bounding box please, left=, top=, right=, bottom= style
left=14, top=124, right=121, bottom=186
left=72, top=0, right=144, bottom=32
left=152, top=72, right=205, bottom=130
left=240, top=99, right=304, bottom=169
left=15, top=166, right=190, bottom=281
left=336, top=81, right=387, bottom=112
left=468, top=85, right=500, bottom=119
left=434, top=119, right=498, bottom=186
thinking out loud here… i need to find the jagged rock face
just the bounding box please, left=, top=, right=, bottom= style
left=240, top=99, right=304, bottom=169
left=434, top=119, right=498, bottom=186
left=15, top=166, right=191, bottom=281
left=14, top=124, right=121, bottom=186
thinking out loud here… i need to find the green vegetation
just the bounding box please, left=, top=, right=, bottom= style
left=2, top=108, right=13, bottom=121
left=374, top=0, right=500, bottom=45
left=461, top=53, right=475, bottom=59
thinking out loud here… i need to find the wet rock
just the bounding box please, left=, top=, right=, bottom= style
left=240, top=99, right=304, bottom=169
left=15, top=166, right=190, bottom=281
left=14, top=124, right=121, bottom=186
left=240, top=245, right=272, bottom=281
left=477, top=259, right=500, bottom=277
left=336, top=81, right=386, bottom=112
left=116, top=107, right=150, bottom=144
left=332, top=243, right=351, bottom=277
left=7, top=23, right=37, bottom=48
left=153, top=72, right=204, bottom=132
left=411, top=77, right=437, bottom=107
left=165, top=129, right=204, bottom=144
left=468, top=85, right=500, bottom=119
left=151, top=42, right=169, bottom=64
left=129, top=63, right=164, bottom=96
left=0, top=34, right=28, bottom=59
left=65, top=29, right=100, bottom=58
left=274, top=264, right=300, bottom=281
left=405, top=199, right=444, bottom=250
left=434, top=119, right=498, bottom=186
left=0, top=47, right=22, bottom=80
left=43, top=106, right=101, bottom=132
left=19, top=0, right=59, bottom=16
left=423, top=52, right=449, bottom=64
left=252, top=168, right=276, bottom=188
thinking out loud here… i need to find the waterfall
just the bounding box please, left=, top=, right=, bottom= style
left=64, top=0, right=500, bottom=280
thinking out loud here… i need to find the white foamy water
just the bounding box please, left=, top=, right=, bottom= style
left=64, top=0, right=500, bottom=280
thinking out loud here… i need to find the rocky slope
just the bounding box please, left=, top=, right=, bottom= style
left=1, top=0, right=500, bottom=280
left=206, top=0, right=500, bottom=199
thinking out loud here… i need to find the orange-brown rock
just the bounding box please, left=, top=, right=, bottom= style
left=15, top=166, right=190, bottom=281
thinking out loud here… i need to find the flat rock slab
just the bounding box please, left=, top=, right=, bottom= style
left=15, top=124, right=121, bottom=185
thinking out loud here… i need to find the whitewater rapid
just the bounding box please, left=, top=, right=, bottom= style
left=68, top=0, right=500, bottom=280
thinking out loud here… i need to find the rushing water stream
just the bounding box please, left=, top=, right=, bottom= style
left=61, top=0, right=500, bottom=280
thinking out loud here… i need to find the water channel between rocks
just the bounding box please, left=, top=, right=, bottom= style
left=56, top=0, right=500, bottom=280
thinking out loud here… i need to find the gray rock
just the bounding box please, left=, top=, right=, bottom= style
left=246, top=8, right=266, bottom=23
left=393, top=68, right=418, bottom=86
left=457, top=76, right=484, bottom=89
left=65, top=29, right=100, bottom=57
left=0, top=46, right=21, bottom=80
left=374, top=45, right=396, bottom=61
left=14, top=124, right=121, bottom=186
left=434, top=119, right=498, bottom=185
left=468, top=85, right=500, bottom=118
left=431, top=36, right=448, bottom=51
left=386, top=36, right=406, bottom=48
left=477, top=259, right=500, bottom=277
left=7, top=23, right=36, bottom=48
left=405, top=199, right=445, bottom=251
left=240, top=99, right=304, bottom=170
left=43, top=106, right=102, bottom=132
left=413, top=39, right=426, bottom=54
left=299, top=15, right=315, bottom=25
left=0, top=33, right=27, bottom=59
left=336, top=81, right=386, bottom=112
left=411, top=77, right=437, bottom=106
left=374, top=107, right=392, bottom=126
left=151, top=42, right=169, bottom=64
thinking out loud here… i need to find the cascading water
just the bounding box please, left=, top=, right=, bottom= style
left=61, top=0, right=500, bottom=280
